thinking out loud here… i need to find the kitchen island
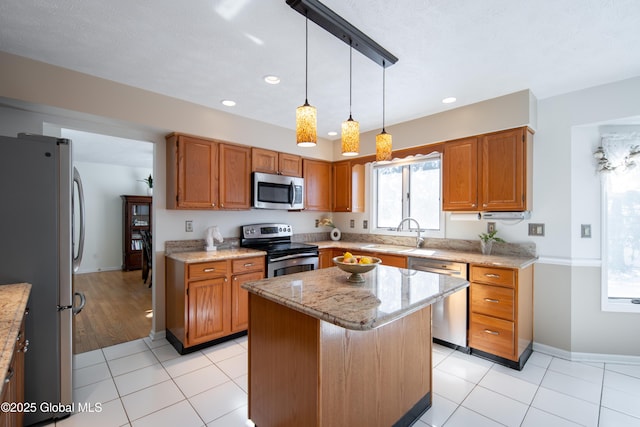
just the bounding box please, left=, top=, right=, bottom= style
left=241, top=265, right=469, bottom=427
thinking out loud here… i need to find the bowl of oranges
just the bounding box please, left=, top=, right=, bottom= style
left=333, top=252, right=382, bottom=283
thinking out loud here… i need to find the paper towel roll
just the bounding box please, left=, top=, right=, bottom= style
left=450, top=212, right=481, bottom=221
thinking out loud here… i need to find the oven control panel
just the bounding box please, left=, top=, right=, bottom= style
left=242, top=223, right=292, bottom=239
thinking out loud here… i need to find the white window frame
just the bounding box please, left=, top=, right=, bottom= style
left=370, top=154, right=445, bottom=239
left=600, top=174, right=640, bottom=313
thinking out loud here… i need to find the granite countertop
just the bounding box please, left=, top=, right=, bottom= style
left=242, top=265, right=468, bottom=331
left=316, top=241, right=537, bottom=269
left=0, top=283, right=31, bottom=394
left=166, top=248, right=266, bottom=263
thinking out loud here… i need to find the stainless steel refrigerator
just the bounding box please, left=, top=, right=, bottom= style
left=0, top=133, right=85, bottom=425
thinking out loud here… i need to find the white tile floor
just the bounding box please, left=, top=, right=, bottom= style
left=48, top=338, right=640, bottom=427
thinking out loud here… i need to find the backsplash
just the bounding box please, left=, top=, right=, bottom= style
left=166, top=233, right=536, bottom=258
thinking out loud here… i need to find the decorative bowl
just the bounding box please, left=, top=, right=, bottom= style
left=332, top=256, right=382, bottom=283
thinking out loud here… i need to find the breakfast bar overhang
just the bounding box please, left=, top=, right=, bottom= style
left=242, top=265, right=469, bottom=427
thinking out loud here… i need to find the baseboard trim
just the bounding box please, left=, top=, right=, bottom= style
left=533, top=342, right=640, bottom=364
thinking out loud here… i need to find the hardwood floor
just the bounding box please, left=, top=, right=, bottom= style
left=73, top=270, right=152, bottom=354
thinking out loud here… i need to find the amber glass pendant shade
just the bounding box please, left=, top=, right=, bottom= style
left=341, top=115, right=359, bottom=156
left=296, top=101, right=317, bottom=147
left=376, top=130, right=392, bottom=161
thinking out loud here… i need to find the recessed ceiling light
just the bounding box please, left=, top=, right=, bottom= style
left=328, top=131, right=338, bottom=136
left=442, top=97, right=457, bottom=104
left=264, top=75, right=280, bottom=85
left=221, top=99, right=236, bottom=107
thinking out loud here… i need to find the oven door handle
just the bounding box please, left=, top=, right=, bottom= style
left=270, top=252, right=318, bottom=262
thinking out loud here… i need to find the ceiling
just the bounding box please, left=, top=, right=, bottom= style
left=1, top=0, right=640, bottom=143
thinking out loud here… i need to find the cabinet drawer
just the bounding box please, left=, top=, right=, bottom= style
left=469, top=313, right=515, bottom=360
left=232, top=256, right=264, bottom=274
left=470, top=265, right=515, bottom=287
left=470, top=283, right=514, bottom=321
left=188, top=261, right=228, bottom=280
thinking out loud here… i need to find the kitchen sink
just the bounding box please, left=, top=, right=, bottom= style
left=358, top=244, right=436, bottom=256
left=360, top=244, right=409, bottom=252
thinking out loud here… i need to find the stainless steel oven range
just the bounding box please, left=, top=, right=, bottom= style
left=240, top=223, right=319, bottom=278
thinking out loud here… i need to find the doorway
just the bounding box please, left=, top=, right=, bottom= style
left=63, top=128, right=154, bottom=354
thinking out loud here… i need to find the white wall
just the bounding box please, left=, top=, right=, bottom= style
left=534, top=76, right=640, bottom=357
left=74, top=161, right=153, bottom=273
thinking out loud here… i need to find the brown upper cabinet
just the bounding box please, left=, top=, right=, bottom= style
left=166, top=133, right=251, bottom=210
left=252, top=147, right=302, bottom=177
left=442, top=127, right=533, bottom=212
left=332, top=160, right=364, bottom=213
left=303, top=158, right=332, bottom=211
left=443, top=137, right=479, bottom=211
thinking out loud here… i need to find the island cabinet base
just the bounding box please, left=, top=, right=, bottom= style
left=248, top=295, right=432, bottom=427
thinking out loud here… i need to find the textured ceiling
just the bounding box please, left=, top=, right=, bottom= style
left=1, top=0, right=640, bottom=143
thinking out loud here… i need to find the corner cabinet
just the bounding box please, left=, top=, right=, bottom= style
left=121, top=195, right=152, bottom=271
left=165, top=255, right=265, bottom=353
left=442, top=127, right=533, bottom=212
left=468, top=264, right=534, bottom=369
left=165, top=133, right=250, bottom=210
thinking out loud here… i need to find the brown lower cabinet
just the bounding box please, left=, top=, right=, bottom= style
left=165, top=255, right=264, bottom=353
left=1, top=313, right=26, bottom=427
left=468, top=264, right=534, bottom=369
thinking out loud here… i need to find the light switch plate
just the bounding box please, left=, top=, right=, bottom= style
left=528, top=223, right=545, bottom=236
left=363, top=220, right=368, bottom=229
left=581, top=224, right=591, bottom=238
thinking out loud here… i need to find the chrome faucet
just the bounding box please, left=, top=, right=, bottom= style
left=396, top=217, right=424, bottom=248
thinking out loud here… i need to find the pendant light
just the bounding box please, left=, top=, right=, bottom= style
left=341, top=43, right=359, bottom=156
left=296, top=14, right=317, bottom=147
left=376, top=61, right=392, bottom=162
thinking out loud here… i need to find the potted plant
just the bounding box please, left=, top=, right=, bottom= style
left=478, top=230, right=505, bottom=255
left=139, top=174, right=153, bottom=196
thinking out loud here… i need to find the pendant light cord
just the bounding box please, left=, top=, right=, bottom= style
left=304, top=15, right=309, bottom=104
left=382, top=60, right=386, bottom=132
left=349, top=43, right=353, bottom=118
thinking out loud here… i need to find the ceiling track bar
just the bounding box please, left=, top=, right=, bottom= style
left=286, top=0, right=398, bottom=67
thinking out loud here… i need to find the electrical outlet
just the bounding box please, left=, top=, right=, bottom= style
left=363, top=220, right=368, bottom=229
left=581, top=224, right=591, bottom=238
left=185, top=220, right=193, bottom=232
left=350, top=219, right=355, bottom=228
left=487, top=222, right=496, bottom=233
left=528, top=223, right=545, bottom=236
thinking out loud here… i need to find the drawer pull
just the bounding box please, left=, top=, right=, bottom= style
left=484, top=298, right=500, bottom=303
left=203, top=268, right=215, bottom=273
left=5, top=368, right=14, bottom=383
left=485, top=273, right=501, bottom=278
left=484, top=329, right=500, bottom=336
left=243, top=263, right=254, bottom=267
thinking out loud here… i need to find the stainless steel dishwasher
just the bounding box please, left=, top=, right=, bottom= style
left=408, top=257, right=469, bottom=351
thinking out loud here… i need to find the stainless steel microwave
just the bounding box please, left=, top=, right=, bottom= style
left=252, top=172, right=304, bottom=210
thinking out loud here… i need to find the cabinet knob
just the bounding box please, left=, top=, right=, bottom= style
left=221, top=204, right=224, bottom=208
left=472, top=203, right=476, bottom=207
left=212, top=203, right=216, bottom=207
